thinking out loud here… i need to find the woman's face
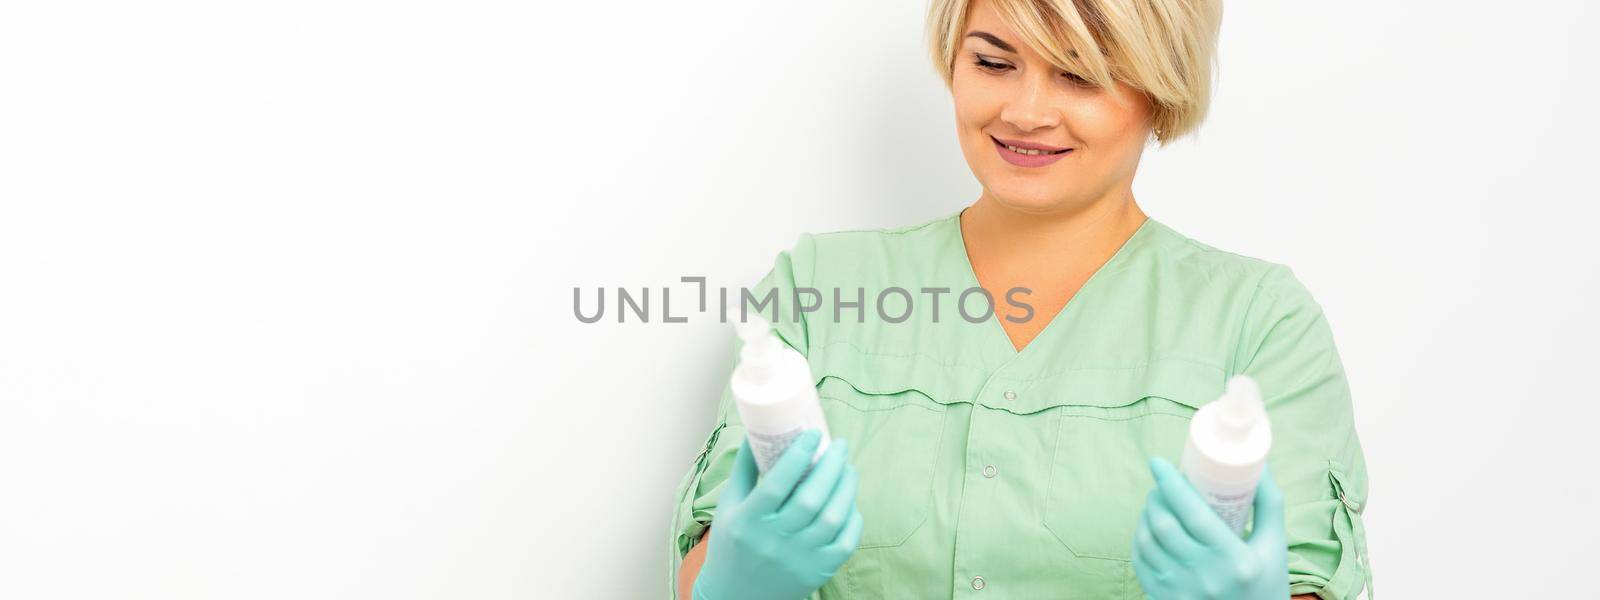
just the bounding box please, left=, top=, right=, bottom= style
left=951, top=0, right=1155, bottom=214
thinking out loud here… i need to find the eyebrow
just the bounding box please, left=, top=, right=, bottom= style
left=965, top=31, right=1017, bottom=54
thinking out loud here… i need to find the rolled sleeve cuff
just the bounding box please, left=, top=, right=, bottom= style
left=668, top=421, right=746, bottom=597
left=1286, top=461, right=1373, bottom=600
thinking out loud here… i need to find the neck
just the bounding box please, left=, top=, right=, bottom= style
left=960, top=189, right=1149, bottom=278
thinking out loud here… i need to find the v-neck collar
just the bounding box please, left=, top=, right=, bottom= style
left=945, top=206, right=1159, bottom=365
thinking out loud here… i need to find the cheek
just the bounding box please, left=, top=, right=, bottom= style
left=951, top=78, right=1002, bottom=133
left=1070, top=95, right=1151, bottom=149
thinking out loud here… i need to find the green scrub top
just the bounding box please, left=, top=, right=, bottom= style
left=669, top=209, right=1372, bottom=599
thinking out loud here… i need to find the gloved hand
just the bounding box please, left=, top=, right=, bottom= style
left=692, top=429, right=864, bottom=600
left=1132, top=457, right=1290, bottom=600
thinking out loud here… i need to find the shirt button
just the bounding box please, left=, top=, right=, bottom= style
left=971, top=576, right=986, bottom=590
left=982, top=465, right=997, bottom=478
left=1002, top=390, right=1017, bottom=401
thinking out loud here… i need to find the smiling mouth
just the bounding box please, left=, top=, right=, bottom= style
left=991, top=136, right=1072, bottom=155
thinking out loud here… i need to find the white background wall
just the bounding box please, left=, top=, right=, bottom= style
left=2, top=1, right=1595, bottom=598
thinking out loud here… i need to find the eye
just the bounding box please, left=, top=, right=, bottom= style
left=972, top=54, right=1014, bottom=73
left=1060, top=70, right=1093, bottom=87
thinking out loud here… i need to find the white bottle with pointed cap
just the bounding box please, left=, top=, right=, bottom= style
left=730, top=314, right=831, bottom=474
left=1180, top=374, right=1273, bottom=535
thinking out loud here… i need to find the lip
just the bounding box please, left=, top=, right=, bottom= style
left=991, top=135, right=1073, bottom=168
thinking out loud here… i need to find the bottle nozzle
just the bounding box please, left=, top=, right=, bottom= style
left=734, top=313, right=768, bottom=341
left=734, top=315, right=781, bottom=379
left=1218, top=375, right=1265, bottom=433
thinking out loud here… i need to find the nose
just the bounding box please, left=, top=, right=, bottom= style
left=999, top=71, right=1062, bottom=132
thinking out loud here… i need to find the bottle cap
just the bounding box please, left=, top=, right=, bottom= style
left=1217, top=375, right=1265, bottom=434
left=734, top=315, right=780, bottom=381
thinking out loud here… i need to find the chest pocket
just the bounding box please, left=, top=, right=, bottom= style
left=812, top=356, right=951, bottom=550
left=1038, top=359, right=1224, bottom=562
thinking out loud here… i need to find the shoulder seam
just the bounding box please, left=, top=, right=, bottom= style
left=1178, top=237, right=1282, bottom=270
left=1229, top=263, right=1288, bottom=375
left=1153, top=221, right=1284, bottom=271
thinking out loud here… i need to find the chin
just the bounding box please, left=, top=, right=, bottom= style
left=983, top=178, right=1083, bottom=214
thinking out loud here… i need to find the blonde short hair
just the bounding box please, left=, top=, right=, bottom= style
left=926, top=0, right=1223, bottom=145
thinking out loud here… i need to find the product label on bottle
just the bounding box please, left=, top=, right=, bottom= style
left=748, top=425, right=807, bottom=474
left=1200, top=488, right=1255, bottom=535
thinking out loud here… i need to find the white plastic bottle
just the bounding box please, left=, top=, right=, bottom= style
left=729, top=315, right=831, bottom=474
left=1180, top=374, right=1272, bottom=535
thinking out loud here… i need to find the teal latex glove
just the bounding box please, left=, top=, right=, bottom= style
left=692, top=429, right=864, bottom=600
left=1132, top=458, right=1290, bottom=600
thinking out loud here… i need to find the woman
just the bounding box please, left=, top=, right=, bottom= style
left=670, top=0, right=1371, bottom=598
